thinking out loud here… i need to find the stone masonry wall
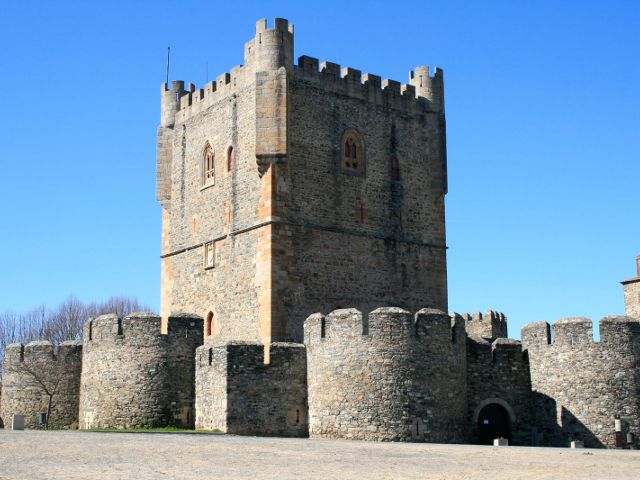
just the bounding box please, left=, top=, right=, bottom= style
left=280, top=63, right=448, bottom=340
left=305, top=307, right=466, bottom=442
left=621, top=256, right=640, bottom=319
left=466, top=336, right=533, bottom=445
left=624, top=281, right=640, bottom=318
left=522, top=316, right=640, bottom=448
left=159, top=73, right=262, bottom=341
left=79, top=312, right=202, bottom=429
left=195, top=341, right=307, bottom=436
left=158, top=18, right=449, bottom=345
left=0, top=340, right=82, bottom=429
left=462, top=311, right=508, bottom=341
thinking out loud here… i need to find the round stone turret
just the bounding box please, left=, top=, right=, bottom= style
left=304, top=307, right=467, bottom=442
left=160, top=80, right=185, bottom=128
left=78, top=312, right=203, bottom=429
left=250, top=18, right=294, bottom=72
left=409, top=66, right=444, bottom=112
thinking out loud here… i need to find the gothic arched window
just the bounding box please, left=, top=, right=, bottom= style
left=203, top=143, right=215, bottom=186
left=341, top=130, right=365, bottom=174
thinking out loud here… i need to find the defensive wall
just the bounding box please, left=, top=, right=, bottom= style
left=0, top=340, right=82, bottom=429
left=304, top=307, right=467, bottom=442
left=79, top=312, right=203, bottom=429
left=465, top=336, right=533, bottom=445
left=164, top=19, right=443, bottom=126
left=462, top=311, right=507, bottom=341
left=521, top=316, right=640, bottom=448
left=195, top=341, right=307, bottom=436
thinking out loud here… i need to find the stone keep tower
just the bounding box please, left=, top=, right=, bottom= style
left=157, top=18, right=448, bottom=346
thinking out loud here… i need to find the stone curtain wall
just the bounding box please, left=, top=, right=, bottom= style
left=195, top=341, right=307, bottom=436
left=79, top=312, right=202, bottom=429
left=304, top=308, right=466, bottom=442
left=0, top=340, right=82, bottom=429
left=522, top=316, right=640, bottom=448
left=195, top=343, right=228, bottom=431
left=465, top=336, right=533, bottom=445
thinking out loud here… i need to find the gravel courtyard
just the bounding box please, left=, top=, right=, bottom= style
left=1, top=430, right=639, bottom=480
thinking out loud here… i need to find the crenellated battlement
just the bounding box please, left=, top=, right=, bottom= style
left=522, top=314, right=640, bottom=448
left=4, top=340, right=82, bottom=366
left=462, top=310, right=508, bottom=341
left=466, top=336, right=527, bottom=364
left=159, top=18, right=297, bottom=126
left=521, top=315, right=640, bottom=348
left=245, top=18, right=294, bottom=72
left=162, top=64, right=249, bottom=125
left=305, top=306, right=467, bottom=442
left=160, top=18, right=445, bottom=127
left=195, top=339, right=307, bottom=436
left=84, top=312, right=202, bottom=345
left=1, top=340, right=82, bottom=430
left=304, top=307, right=463, bottom=346
left=293, top=56, right=444, bottom=114
left=79, top=311, right=202, bottom=430
left=197, top=341, right=305, bottom=368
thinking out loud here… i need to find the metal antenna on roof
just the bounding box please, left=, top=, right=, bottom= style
left=166, top=46, right=171, bottom=85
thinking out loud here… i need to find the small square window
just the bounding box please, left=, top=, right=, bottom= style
left=204, top=242, right=215, bottom=269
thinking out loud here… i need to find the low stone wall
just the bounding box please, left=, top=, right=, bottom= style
left=0, top=341, right=82, bottom=429
left=195, top=341, right=307, bottom=436
left=304, top=307, right=467, bottom=442
left=79, top=312, right=202, bottom=429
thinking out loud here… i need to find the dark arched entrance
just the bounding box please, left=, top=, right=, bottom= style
left=477, top=403, right=511, bottom=445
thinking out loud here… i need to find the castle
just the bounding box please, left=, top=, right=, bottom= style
left=1, top=18, right=639, bottom=449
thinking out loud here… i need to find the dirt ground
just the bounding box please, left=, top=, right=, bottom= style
left=1, top=430, right=639, bottom=480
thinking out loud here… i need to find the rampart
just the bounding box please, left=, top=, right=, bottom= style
left=195, top=341, right=307, bottom=436
left=521, top=316, right=640, bottom=448
left=79, top=312, right=203, bottom=429
left=0, top=340, right=82, bottom=429
left=304, top=307, right=466, bottom=442
left=462, top=311, right=507, bottom=341
left=159, top=18, right=443, bottom=127
left=465, top=335, right=533, bottom=445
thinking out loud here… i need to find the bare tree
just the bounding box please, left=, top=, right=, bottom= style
left=0, top=308, right=48, bottom=382
left=86, top=296, right=151, bottom=318
left=0, top=296, right=153, bottom=383
left=43, top=296, right=85, bottom=345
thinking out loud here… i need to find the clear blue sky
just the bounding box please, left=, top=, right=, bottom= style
left=0, top=1, right=638, bottom=338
